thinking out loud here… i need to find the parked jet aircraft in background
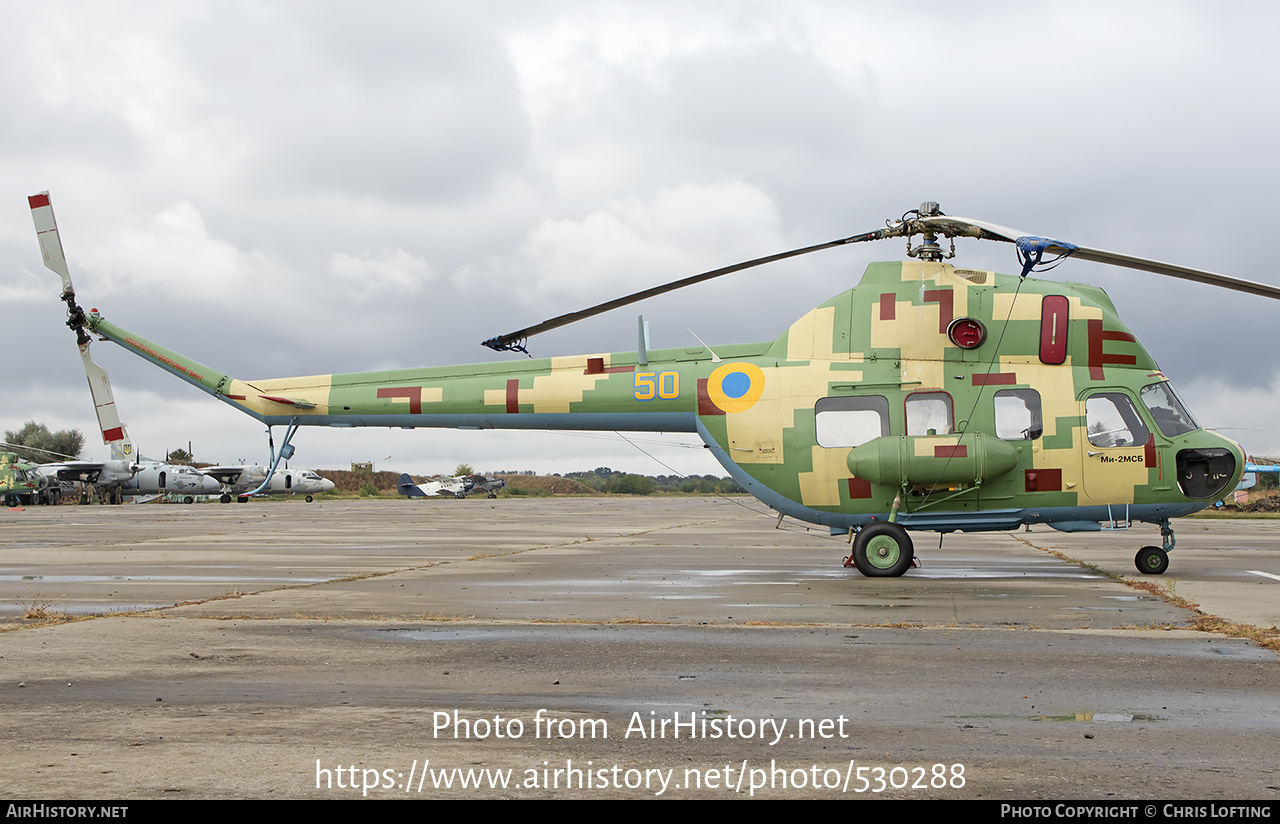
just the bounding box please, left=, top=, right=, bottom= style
left=397, top=472, right=506, bottom=499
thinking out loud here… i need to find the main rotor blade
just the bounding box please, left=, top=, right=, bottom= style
left=482, top=229, right=892, bottom=351
left=1066, top=245, right=1280, bottom=300
left=922, top=213, right=1280, bottom=300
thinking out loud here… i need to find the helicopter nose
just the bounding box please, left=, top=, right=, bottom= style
left=1176, top=433, right=1243, bottom=500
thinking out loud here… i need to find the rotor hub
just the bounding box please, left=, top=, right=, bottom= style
left=903, top=202, right=955, bottom=262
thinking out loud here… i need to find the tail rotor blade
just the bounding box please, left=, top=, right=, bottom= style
left=29, top=192, right=74, bottom=296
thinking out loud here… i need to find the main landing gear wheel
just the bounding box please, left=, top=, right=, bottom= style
left=850, top=522, right=915, bottom=577
left=220, top=493, right=231, bottom=504
left=1135, top=546, right=1169, bottom=575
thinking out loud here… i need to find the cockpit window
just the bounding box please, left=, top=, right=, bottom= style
left=1086, top=392, right=1150, bottom=448
left=1140, top=382, right=1199, bottom=438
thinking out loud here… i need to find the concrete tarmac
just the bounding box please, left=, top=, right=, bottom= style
left=0, top=498, right=1276, bottom=799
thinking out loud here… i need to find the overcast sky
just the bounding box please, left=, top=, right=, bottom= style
left=4, top=1, right=1279, bottom=477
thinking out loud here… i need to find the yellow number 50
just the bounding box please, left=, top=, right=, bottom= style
left=634, top=371, right=679, bottom=401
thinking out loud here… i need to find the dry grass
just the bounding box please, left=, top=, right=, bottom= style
left=1036, top=545, right=1280, bottom=654
left=2, top=595, right=85, bottom=630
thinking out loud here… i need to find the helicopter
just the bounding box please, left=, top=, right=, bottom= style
left=31, top=193, right=1275, bottom=576
left=1, top=451, right=59, bottom=506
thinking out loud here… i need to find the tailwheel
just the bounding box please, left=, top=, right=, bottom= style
left=1135, top=546, right=1169, bottom=575
left=851, top=522, right=914, bottom=577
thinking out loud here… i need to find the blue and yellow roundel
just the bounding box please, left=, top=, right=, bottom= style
left=707, top=362, right=765, bottom=414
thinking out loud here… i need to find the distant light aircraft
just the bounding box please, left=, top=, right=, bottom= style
left=397, top=472, right=506, bottom=499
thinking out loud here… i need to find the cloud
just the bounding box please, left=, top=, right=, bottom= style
left=329, top=248, right=434, bottom=301
left=455, top=180, right=785, bottom=308
left=84, top=201, right=284, bottom=304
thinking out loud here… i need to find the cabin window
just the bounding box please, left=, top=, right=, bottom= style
left=1086, top=392, right=1150, bottom=448
left=815, top=396, right=889, bottom=448
left=994, top=389, right=1043, bottom=440
left=1140, top=382, right=1199, bottom=437
left=905, top=392, right=954, bottom=436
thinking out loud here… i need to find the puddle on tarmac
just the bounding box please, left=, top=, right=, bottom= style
left=957, top=711, right=1165, bottom=723
left=0, top=602, right=189, bottom=616
left=977, top=594, right=1070, bottom=600
left=378, top=627, right=741, bottom=644
left=913, top=568, right=1102, bottom=580
left=1, top=573, right=327, bottom=584
left=383, top=628, right=535, bottom=642
left=380, top=627, right=689, bottom=643
left=1035, top=712, right=1165, bottom=723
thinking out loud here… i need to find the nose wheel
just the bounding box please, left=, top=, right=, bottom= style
left=1135, top=546, right=1169, bottom=575
left=1134, top=521, right=1175, bottom=574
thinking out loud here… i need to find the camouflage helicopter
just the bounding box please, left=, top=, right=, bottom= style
left=0, top=452, right=58, bottom=506
left=31, top=194, right=1273, bottom=577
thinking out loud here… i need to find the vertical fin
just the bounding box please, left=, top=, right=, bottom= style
left=637, top=314, right=649, bottom=366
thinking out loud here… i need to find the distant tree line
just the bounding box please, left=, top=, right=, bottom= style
left=3, top=421, right=84, bottom=463
left=561, top=467, right=742, bottom=495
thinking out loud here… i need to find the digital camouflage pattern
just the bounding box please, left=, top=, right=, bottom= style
left=0, top=452, right=52, bottom=505
left=80, top=260, right=1243, bottom=537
